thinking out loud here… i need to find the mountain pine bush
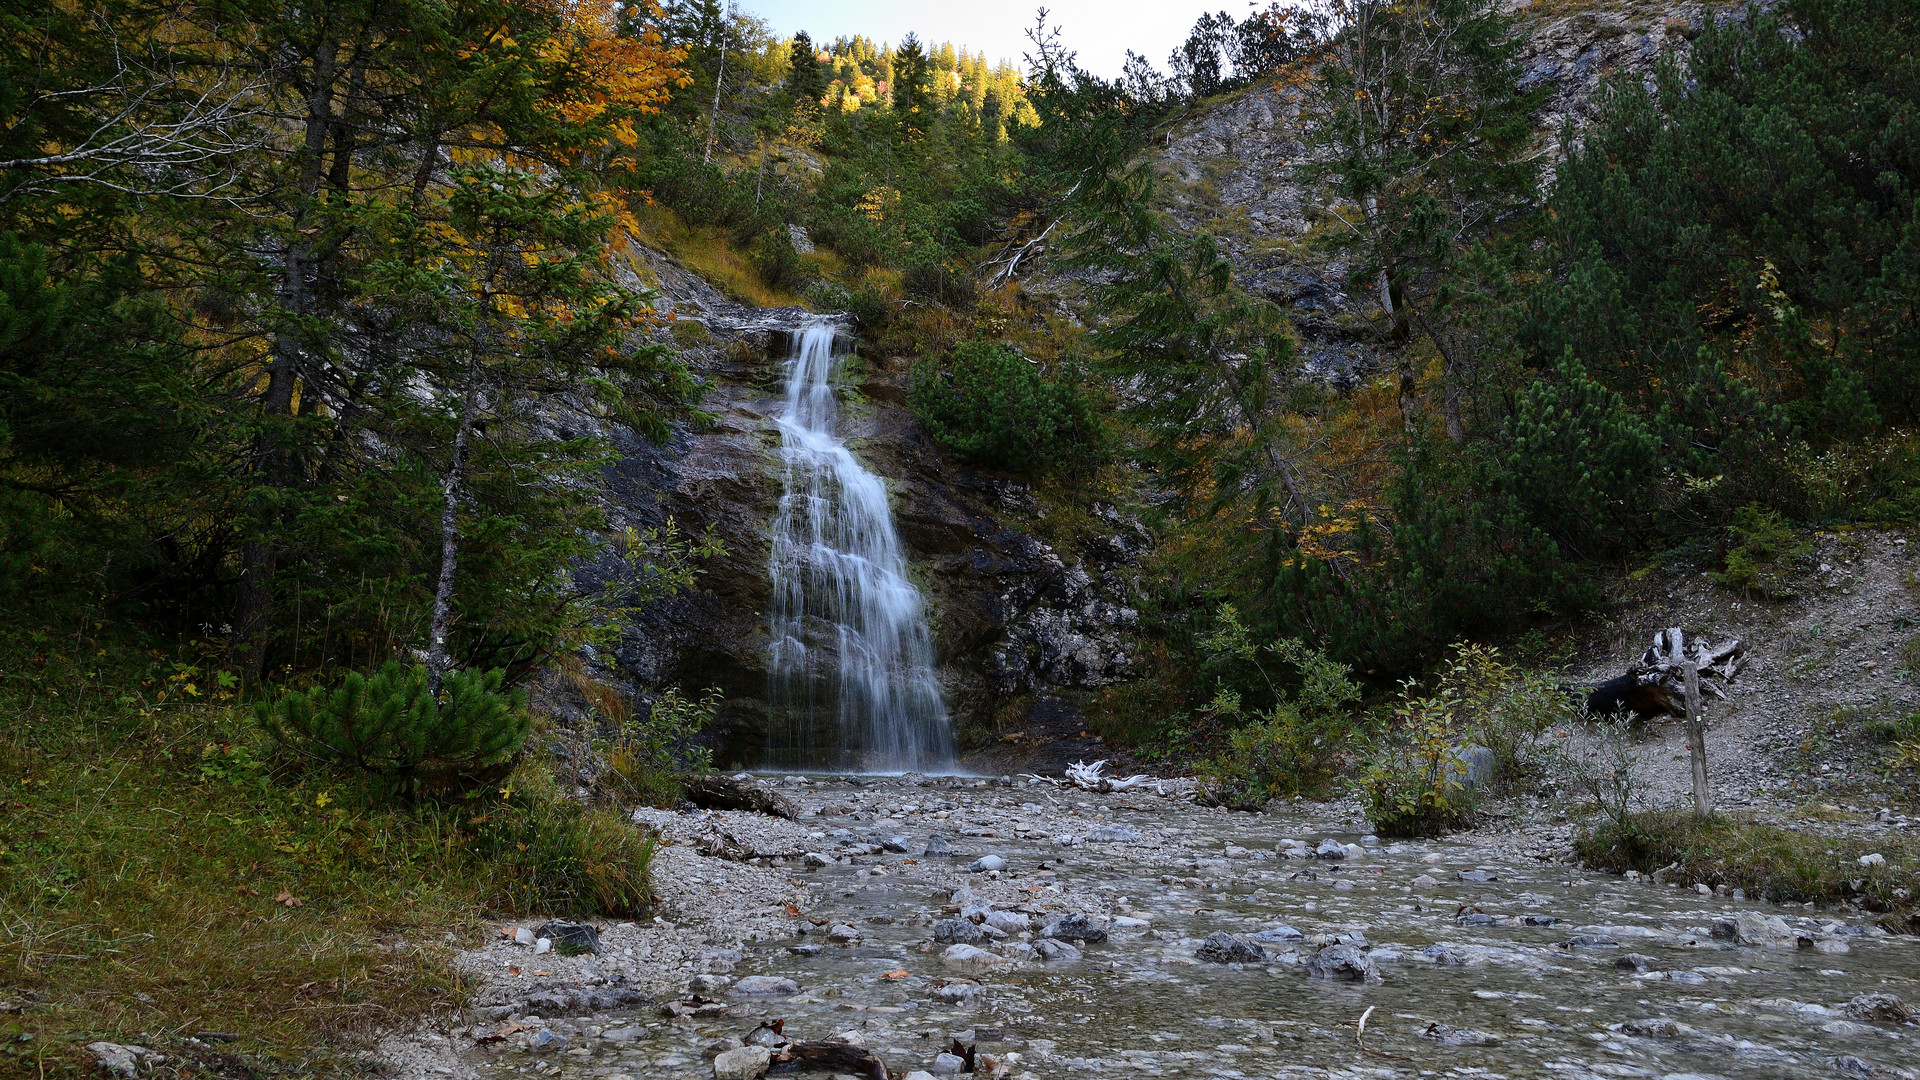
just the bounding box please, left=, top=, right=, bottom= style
left=258, top=663, right=528, bottom=794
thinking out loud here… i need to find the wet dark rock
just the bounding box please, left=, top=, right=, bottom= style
left=1556, top=935, right=1620, bottom=950
left=1315, top=838, right=1348, bottom=860
left=1614, top=953, right=1655, bottom=972
left=1523, top=915, right=1558, bottom=927
left=1034, top=937, right=1082, bottom=962
left=1249, top=924, right=1304, bottom=943
left=1038, top=913, right=1107, bottom=943
left=788, top=944, right=822, bottom=957
left=1829, top=1055, right=1879, bottom=1079
left=1422, top=1023, right=1499, bottom=1046
left=882, top=836, right=913, bottom=853
left=923, top=835, right=951, bottom=857
left=527, top=1029, right=568, bottom=1053
left=1420, top=944, right=1463, bottom=966
left=531, top=920, right=602, bottom=955
left=1195, top=932, right=1266, bottom=964
left=1456, top=869, right=1497, bottom=883
left=932, top=918, right=986, bottom=945
left=1616, top=1017, right=1690, bottom=1038
left=1844, top=993, right=1916, bottom=1024
left=1303, top=944, right=1382, bottom=985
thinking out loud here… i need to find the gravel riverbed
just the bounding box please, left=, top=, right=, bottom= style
left=379, top=773, right=1920, bottom=1080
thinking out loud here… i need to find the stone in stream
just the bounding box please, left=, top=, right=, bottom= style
left=933, top=918, right=986, bottom=945
left=1615, top=1017, right=1693, bottom=1038
left=1713, top=911, right=1798, bottom=945
left=788, top=944, right=823, bottom=957
left=1315, top=838, right=1347, bottom=860
left=883, top=836, right=914, bottom=853
left=1083, top=824, right=1145, bottom=844
left=1249, top=924, right=1304, bottom=943
left=827, top=923, right=860, bottom=942
left=1844, top=993, right=1916, bottom=1023
left=1039, top=913, right=1107, bottom=943
left=1034, top=937, right=1082, bottom=961
left=1410, top=874, right=1439, bottom=889
left=1614, top=953, right=1655, bottom=972
left=940, top=944, right=1008, bottom=974
left=803, top=852, right=831, bottom=868
left=1195, top=931, right=1266, bottom=964
left=932, top=981, right=980, bottom=1002
left=728, top=976, right=800, bottom=997
left=712, top=1045, right=771, bottom=1080
left=688, top=974, right=728, bottom=995
left=1110, top=915, right=1151, bottom=931
left=968, top=854, right=1007, bottom=873
left=1422, top=1023, right=1499, bottom=1046
left=601, top=1026, right=645, bottom=1043
left=1420, top=944, right=1462, bottom=966
left=1303, top=944, right=1383, bottom=985
left=924, top=835, right=951, bottom=857
left=930, top=1052, right=968, bottom=1074
left=983, top=910, right=1030, bottom=934
left=528, top=1029, right=568, bottom=1053
left=1456, top=869, right=1497, bottom=883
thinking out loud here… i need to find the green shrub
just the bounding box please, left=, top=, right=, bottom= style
left=902, top=258, right=977, bottom=308
left=1710, top=504, right=1811, bottom=598
left=1498, top=352, right=1661, bottom=558
left=1193, top=605, right=1361, bottom=802
left=752, top=226, right=809, bottom=290
left=598, top=685, right=719, bottom=807
left=258, top=663, right=528, bottom=796
left=1355, top=642, right=1570, bottom=835
left=463, top=766, right=655, bottom=918
left=909, top=341, right=1100, bottom=473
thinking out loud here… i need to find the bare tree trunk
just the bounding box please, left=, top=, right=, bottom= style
left=1684, top=661, right=1713, bottom=819
left=235, top=36, right=341, bottom=681
left=426, top=383, right=479, bottom=696
left=703, top=14, right=729, bottom=165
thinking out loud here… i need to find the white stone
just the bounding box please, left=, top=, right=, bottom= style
left=1859, top=853, right=1886, bottom=867
left=940, top=944, right=1008, bottom=973
left=712, top=1044, right=771, bottom=1080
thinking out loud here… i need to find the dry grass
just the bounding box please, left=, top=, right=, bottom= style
left=629, top=203, right=806, bottom=309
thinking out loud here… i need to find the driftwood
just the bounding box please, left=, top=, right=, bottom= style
left=1020, top=759, right=1200, bottom=797
left=682, top=774, right=799, bottom=820
left=767, top=1040, right=892, bottom=1079
left=1585, top=627, right=1747, bottom=719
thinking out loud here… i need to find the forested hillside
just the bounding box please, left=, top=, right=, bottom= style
left=2, top=0, right=1918, bottom=1072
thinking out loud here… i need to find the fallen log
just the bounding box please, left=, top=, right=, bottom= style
left=1584, top=627, right=1747, bottom=719
left=767, top=1040, right=891, bottom=1079
left=682, top=774, right=799, bottom=820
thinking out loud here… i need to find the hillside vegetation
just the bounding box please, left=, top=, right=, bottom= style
left=2, top=0, right=1919, bottom=1070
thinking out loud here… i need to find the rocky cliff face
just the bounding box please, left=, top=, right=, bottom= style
left=561, top=245, right=1147, bottom=769
left=1100, top=0, right=1737, bottom=386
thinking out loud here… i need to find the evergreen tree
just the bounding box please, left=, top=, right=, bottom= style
left=891, top=33, right=934, bottom=129
left=788, top=30, right=827, bottom=106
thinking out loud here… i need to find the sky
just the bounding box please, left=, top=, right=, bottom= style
left=737, top=0, right=1263, bottom=79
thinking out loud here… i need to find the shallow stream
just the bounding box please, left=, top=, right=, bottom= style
left=456, top=776, right=1918, bottom=1080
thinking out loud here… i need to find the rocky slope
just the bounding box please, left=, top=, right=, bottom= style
left=1074, top=0, right=1748, bottom=386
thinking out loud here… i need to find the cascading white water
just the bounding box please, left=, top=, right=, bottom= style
left=767, top=322, right=955, bottom=772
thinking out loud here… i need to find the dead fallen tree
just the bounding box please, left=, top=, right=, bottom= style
left=1585, top=627, right=1747, bottom=719
left=682, top=774, right=799, bottom=820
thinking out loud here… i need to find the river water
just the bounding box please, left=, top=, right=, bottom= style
left=453, top=776, right=1919, bottom=1080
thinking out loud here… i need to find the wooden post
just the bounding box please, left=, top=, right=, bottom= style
left=1684, top=660, right=1713, bottom=819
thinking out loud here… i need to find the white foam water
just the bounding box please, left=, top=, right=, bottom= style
left=766, top=322, right=955, bottom=772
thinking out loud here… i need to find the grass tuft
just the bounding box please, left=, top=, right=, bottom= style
left=1574, top=811, right=1920, bottom=925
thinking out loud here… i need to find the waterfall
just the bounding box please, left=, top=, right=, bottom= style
left=767, top=322, right=956, bottom=772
